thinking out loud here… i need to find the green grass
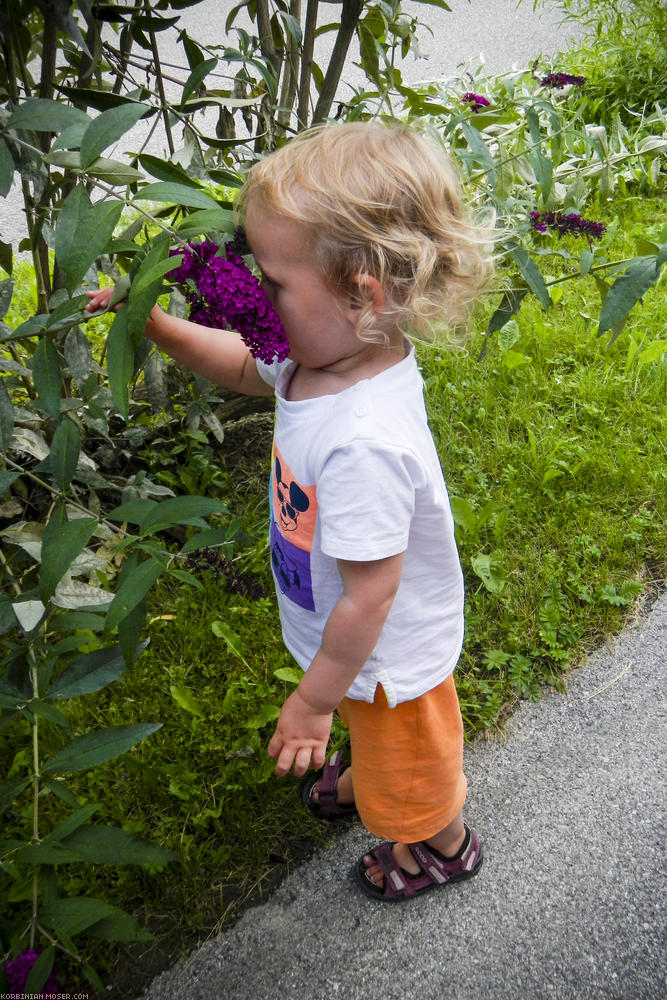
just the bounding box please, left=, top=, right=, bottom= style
left=35, top=195, right=665, bottom=993
left=1, top=200, right=664, bottom=996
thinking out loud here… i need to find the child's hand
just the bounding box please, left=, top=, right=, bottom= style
left=85, top=275, right=130, bottom=315
left=268, top=688, right=333, bottom=778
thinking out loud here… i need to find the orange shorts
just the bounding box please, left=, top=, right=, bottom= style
left=337, top=674, right=467, bottom=843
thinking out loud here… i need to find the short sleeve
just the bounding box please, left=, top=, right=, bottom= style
left=256, top=358, right=292, bottom=388
left=317, top=442, right=421, bottom=561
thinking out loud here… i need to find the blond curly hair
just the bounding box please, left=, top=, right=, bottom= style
left=236, top=121, right=494, bottom=344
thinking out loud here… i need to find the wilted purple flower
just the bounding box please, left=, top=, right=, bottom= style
left=4, top=948, right=60, bottom=996
left=168, top=237, right=290, bottom=364
left=461, top=92, right=491, bottom=113
left=184, top=546, right=267, bottom=600
left=540, top=72, right=586, bottom=89
left=530, top=210, right=606, bottom=242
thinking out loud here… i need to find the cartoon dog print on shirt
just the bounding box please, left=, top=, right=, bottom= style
left=270, top=446, right=317, bottom=612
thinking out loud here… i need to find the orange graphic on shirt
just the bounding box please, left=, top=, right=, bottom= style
left=271, top=445, right=317, bottom=552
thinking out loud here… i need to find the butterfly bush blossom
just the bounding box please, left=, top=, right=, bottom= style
left=530, top=210, right=606, bottom=242
left=461, top=92, right=491, bottom=113
left=168, top=234, right=290, bottom=364
left=540, top=72, right=586, bottom=89
left=4, top=948, right=60, bottom=996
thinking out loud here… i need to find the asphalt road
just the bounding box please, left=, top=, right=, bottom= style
left=143, top=588, right=666, bottom=1000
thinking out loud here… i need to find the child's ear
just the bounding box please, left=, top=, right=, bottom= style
left=346, top=273, right=385, bottom=316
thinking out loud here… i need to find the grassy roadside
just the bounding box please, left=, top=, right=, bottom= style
left=23, top=192, right=660, bottom=995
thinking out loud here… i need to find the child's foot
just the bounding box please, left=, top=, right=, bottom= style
left=300, top=750, right=357, bottom=819
left=356, top=825, right=483, bottom=903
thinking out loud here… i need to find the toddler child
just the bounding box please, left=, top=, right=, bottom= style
left=87, top=121, right=494, bottom=902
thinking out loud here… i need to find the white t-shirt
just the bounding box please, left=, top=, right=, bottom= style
left=257, top=346, right=464, bottom=707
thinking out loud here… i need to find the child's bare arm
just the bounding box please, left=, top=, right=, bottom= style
left=267, top=551, right=405, bottom=777
left=85, top=288, right=273, bottom=397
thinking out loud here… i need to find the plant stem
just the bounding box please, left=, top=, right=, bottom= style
left=297, top=0, right=319, bottom=127
left=312, top=0, right=364, bottom=124
left=144, top=0, right=175, bottom=156
left=29, top=646, right=40, bottom=950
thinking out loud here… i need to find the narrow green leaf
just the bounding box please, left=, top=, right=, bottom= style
left=48, top=804, right=100, bottom=843
left=0, top=379, right=14, bottom=450
left=41, top=723, right=161, bottom=775
left=0, top=471, right=19, bottom=496
left=509, top=245, right=553, bottom=309
left=0, top=777, right=31, bottom=815
left=44, top=149, right=144, bottom=184
left=175, top=207, right=236, bottom=236
left=106, top=306, right=133, bottom=420
left=86, top=909, right=153, bottom=942
left=461, top=121, right=497, bottom=185
left=80, top=103, right=147, bottom=169
left=137, top=154, right=200, bottom=186
left=24, top=947, right=55, bottom=996
left=62, top=824, right=176, bottom=864
left=7, top=98, right=90, bottom=133
left=47, top=644, right=132, bottom=700
left=139, top=496, right=229, bottom=535
left=55, top=187, right=123, bottom=294
left=170, top=684, right=205, bottom=718
left=105, top=558, right=164, bottom=631
left=107, top=498, right=158, bottom=524
left=134, top=181, right=219, bottom=210
left=32, top=337, right=62, bottom=418
left=180, top=57, right=218, bottom=106
left=0, top=138, right=13, bottom=198
left=126, top=234, right=170, bottom=345
left=17, top=842, right=84, bottom=864
left=27, top=699, right=72, bottom=733
left=180, top=527, right=233, bottom=554
left=118, top=597, right=148, bottom=666
left=40, top=897, right=118, bottom=936
left=0, top=238, right=13, bottom=276
left=597, top=247, right=667, bottom=337
left=273, top=667, right=302, bottom=685
left=50, top=418, right=81, bottom=492
left=40, top=506, right=97, bottom=602
left=211, top=620, right=249, bottom=667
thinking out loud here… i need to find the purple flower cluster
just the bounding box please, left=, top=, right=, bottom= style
left=540, top=72, right=586, bottom=89
left=4, top=949, right=60, bottom=996
left=461, top=92, right=491, bottom=113
left=184, top=546, right=267, bottom=600
left=530, top=210, right=606, bottom=242
left=168, top=235, right=289, bottom=364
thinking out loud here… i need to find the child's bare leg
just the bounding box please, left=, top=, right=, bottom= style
left=362, top=810, right=465, bottom=884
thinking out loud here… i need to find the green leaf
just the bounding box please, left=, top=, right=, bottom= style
left=170, top=683, right=205, bottom=718
left=471, top=551, right=507, bottom=595
left=0, top=138, right=14, bottom=198
left=28, top=699, right=72, bottom=733
left=107, top=499, right=157, bottom=524
left=44, top=149, right=144, bottom=184
left=461, top=120, right=496, bottom=185
left=134, top=181, right=220, bottom=210
left=24, top=947, right=55, bottom=996
left=597, top=247, right=667, bottom=339
left=40, top=896, right=119, bottom=936
left=80, top=103, right=147, bottom=169
left=47, top=644, right=132, bottom=700
left=139, top=496, right=229, bottom=535
left=180, top=527, right=233, bottom=554
left=509, top=245, right=553, bottom=310
left=118, top=597, right=148, bottom=666
left=49, top=418, right=81, bottom=492
left=137, top=153, right=201, bottom=186
left=7, top=98, right=90, bottom=133
left=41, top=723, right=161, bottom=775
left=0, top=777, right=31, bottom=816
left=0, top=471, right=19, bottom=496
left=211, top=620, right=249, bottom=667
left=105, top=557, right=164, bottom=631
left=175, top=207, right=236, bottom=237
left=55, top=186, right=123, bottom=294
left=86, top=909, right=153, bottom=942
left=62, top=824, right=176, bottom=865
left=39, top=506, right=97, bottom=602
left=273, top=666, right=302, bottom=685
left=126, top=234, right=170, bottom=345
left=0, top=379, right=14, bottom=451
left=180, top=57, right=218, bottom=106
left=32, top=337, right=61, bottom=418
left=106, top=306, right=133, bottom=420
left=48, top=804, right=100, bottom=843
